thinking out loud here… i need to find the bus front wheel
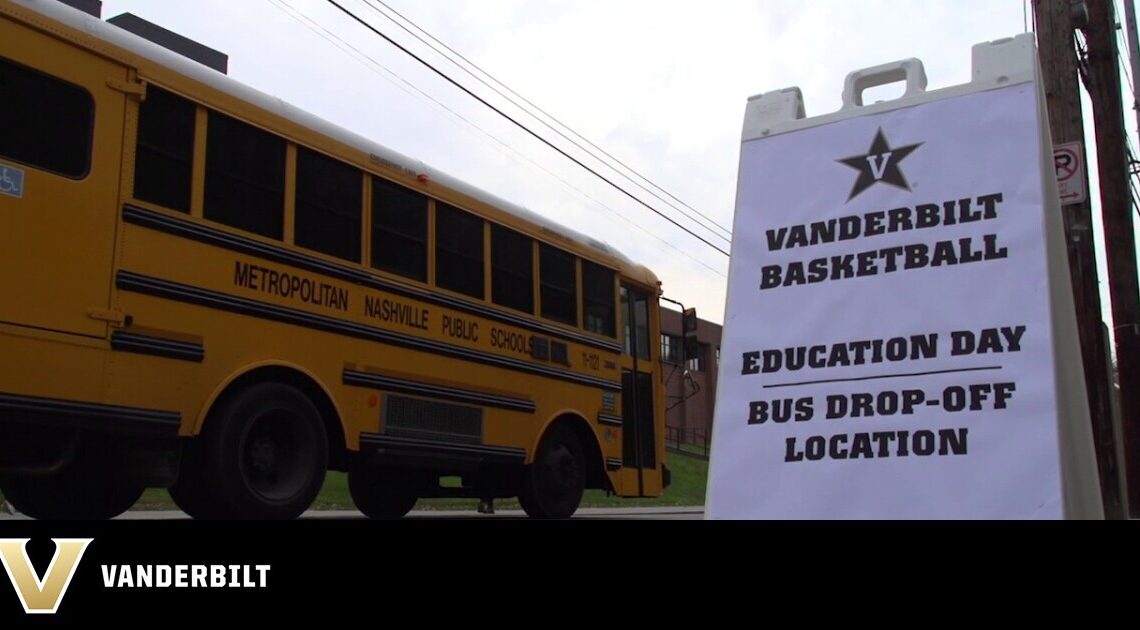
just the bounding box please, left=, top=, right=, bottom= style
left=203, top=383, right=328, bottom=520
left=168, top=438, right=225, bottom=519
left=519, top=424, right=585, bottom=519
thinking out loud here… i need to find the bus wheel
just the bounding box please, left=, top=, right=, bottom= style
left=205, top=383, right=328, bottom=520
left=168, top=481, right=222, bottom=520
left=519, top=424, right=585, bottom=519
left=348, top=467, right=420, bottom=519
left=0, top=445, right=143, bottom=520
left=168, top=440, right=224, bottom=519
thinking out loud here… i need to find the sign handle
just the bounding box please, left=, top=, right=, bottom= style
left=841, top=58, right=928, bottom=109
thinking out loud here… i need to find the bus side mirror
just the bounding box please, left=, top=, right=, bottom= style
left=682, top=308, right=698, bottom=334
left=682, top=308, right=699, bottom=362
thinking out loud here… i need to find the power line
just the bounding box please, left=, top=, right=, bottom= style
left=364, top=0, right=734, bottom=241
left=1111, top=0, right=1140, bottom=219
left=363, top=0, right=733, bottom=242
left=360, top=0, right=734, bottom=243
left=266, top=0, right=726, bottom=276
left=1129, top=148, right=1140, bottom=219
left=324, top=0, right=731, bottom=257
left=1076, top=22, right=1140, bottom=223
left=268, top=0, right=415, bottom=99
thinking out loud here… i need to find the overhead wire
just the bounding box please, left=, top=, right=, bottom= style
left=264, top=0, right=727, bottom=275
left=1112, top=0, right=1140, bottom=218
left=359, top=0, right=734, bottom=244
left=324, top=0, right=731, bottom=257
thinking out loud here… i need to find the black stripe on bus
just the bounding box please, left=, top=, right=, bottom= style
left=343, top=370, right=535, bottom=413
left=597, top=414, right=623, bottom=427
left=122, top=204, right=624, bottom=353
left=111, top=330, right=205, bottom=363
left=0, top=392, right=181, bottom=436
left=116, top=271, right=621, bottom=392
left=606, top=457, right=623, bottom=471
left=360, top=432, right=526, bottom=466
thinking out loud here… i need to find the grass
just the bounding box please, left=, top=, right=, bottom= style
left=3, top=451, right=709, bottom=515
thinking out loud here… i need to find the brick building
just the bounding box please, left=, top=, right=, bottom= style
left=659, top=307, right=722, bottom=449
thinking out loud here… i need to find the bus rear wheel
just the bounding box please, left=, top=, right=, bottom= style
left=0, top=442, right=143, bottom=520
left=519, top=425, right=585, bottom=519
left=1, top=477, right=142, bottom=521
left=203, top=383, right=328, bottom=520
left=348, top=467, right=420, bottom=519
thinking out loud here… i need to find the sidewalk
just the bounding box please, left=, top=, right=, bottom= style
left=0, top=504, right=706, bottom=520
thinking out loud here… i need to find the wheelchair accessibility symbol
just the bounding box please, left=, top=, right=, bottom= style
left=0, top=163, right=24, bottom=199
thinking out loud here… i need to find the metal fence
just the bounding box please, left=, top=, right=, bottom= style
left=665, top=426, right=711, bottom=459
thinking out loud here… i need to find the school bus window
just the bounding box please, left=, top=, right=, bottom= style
left=295, top=147, right=362, bottom=262
left=492, top=224, right=534, bottom=314
left=582, top=260, right=616, bottom=337
left=204, top=110, right=285, bottom=239
left=540, top=244, right=577, bottom=326
left=371, top=176, right=428, bottom=282
left=0, top=57, right=93, bottom=178
left=435, top=203, right=485, bottom=299
left=134, top=86, right=195, bottom=212
left=622, top=286, right=651, bottom=360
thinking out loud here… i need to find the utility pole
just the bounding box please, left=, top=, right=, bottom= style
left=1034, top=0, right=1125, bottom=518
left=1082, top=0, right=1140, bottom=518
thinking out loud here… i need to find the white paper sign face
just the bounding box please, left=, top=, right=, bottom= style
left=708, top=84, right=1064, bottom=519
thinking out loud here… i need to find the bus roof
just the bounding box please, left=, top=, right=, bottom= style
left=11, top=0, right=660, bottom=285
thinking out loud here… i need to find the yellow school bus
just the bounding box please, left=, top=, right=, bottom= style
left=0, top=0, right=668, bottom=519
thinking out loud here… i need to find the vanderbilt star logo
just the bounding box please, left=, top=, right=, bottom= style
left=837, top=128, right=923, bottom=201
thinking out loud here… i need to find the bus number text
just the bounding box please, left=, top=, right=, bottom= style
left=581, top=353, right=601, bottom=371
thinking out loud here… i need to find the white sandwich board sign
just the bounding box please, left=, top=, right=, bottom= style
left=706, top=35, right=1103, bottom=519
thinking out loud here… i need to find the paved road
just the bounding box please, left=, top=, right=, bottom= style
left=0, top=506, right=705, bottom=521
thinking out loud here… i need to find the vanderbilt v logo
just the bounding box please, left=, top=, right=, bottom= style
left=866, top=152, right=894, bottom=180
left=837, top=128, right=923, bottom=201
left=0, top=538, right=92, bottom=614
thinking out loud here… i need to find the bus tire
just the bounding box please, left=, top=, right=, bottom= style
left=0, top=445, right=143, bottom=520
left=0, top=478, right=142, bottom=521
left=519, top=424, right=585, bottom=519
left=204, top=382, right=328, bottom=520
left=348, top=466, right=420, bottom=519
left=168, top=481, right=222, bottom=520
left=168, top=440, right=224, bottom=519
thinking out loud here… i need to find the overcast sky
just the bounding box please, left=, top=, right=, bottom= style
left=97, top=0, right=1034, bottom=323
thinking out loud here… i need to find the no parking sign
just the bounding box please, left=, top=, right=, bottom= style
left=1053, top=141, right=1087, bottom=205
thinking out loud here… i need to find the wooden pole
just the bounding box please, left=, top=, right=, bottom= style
left=1081, top=0, right=1140, bottom=518
left=1034, top=0, right=1125, bottom=517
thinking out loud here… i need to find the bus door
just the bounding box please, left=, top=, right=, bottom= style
left=618, top=285, right=663, bottom=497
left=0, top=21, right=129, bottom=338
